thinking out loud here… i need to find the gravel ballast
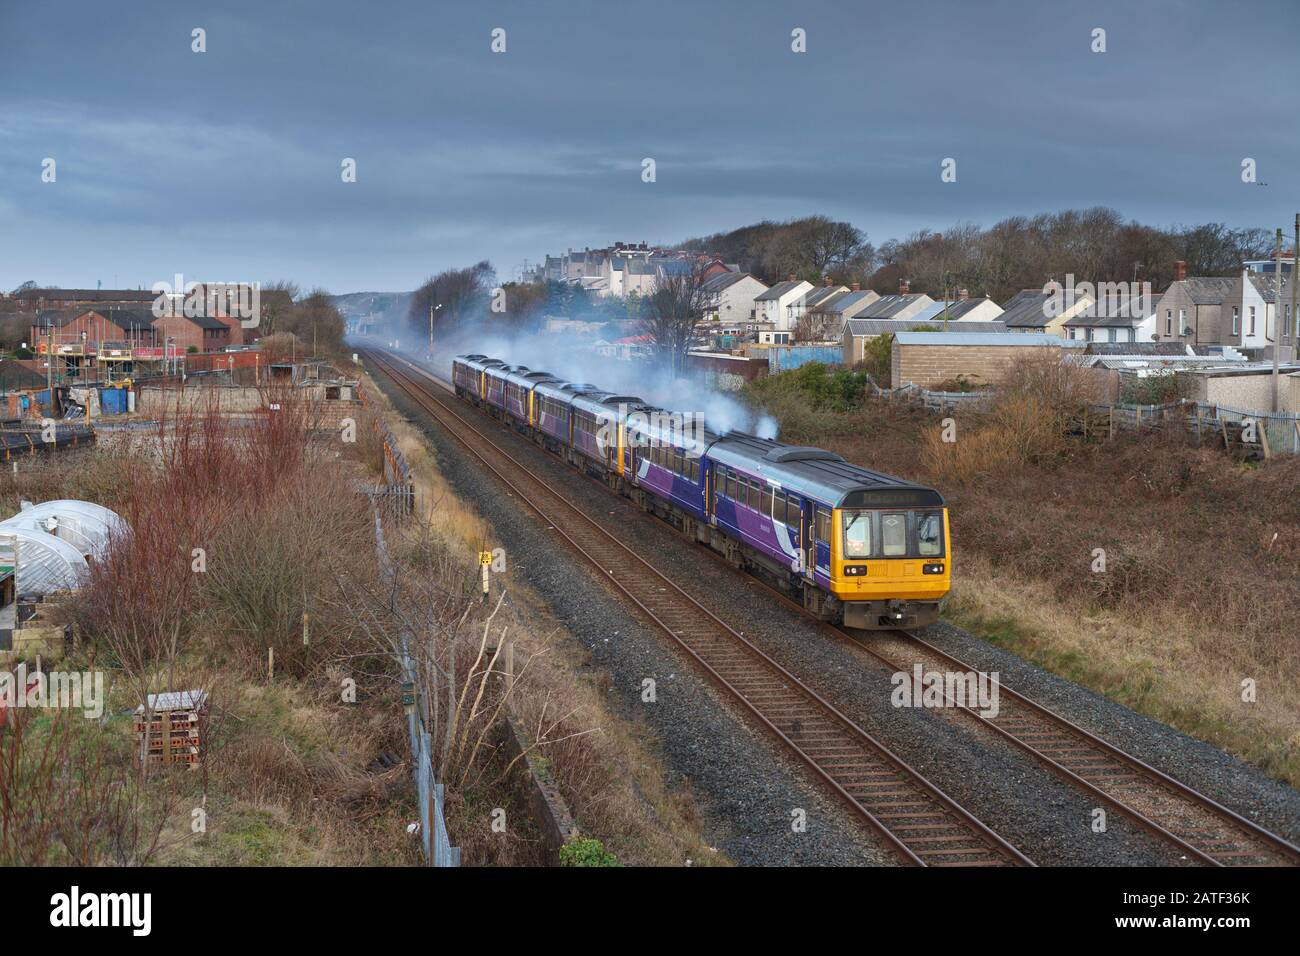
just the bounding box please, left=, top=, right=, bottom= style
left=371, top=359, right=1300, bottom=866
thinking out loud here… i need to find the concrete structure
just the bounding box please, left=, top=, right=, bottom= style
left=686, top=350, right=768, bottom=390
left=890, top=331, right=1079, bottom=389
left=842, top=319, right=1007, bottom=366
left=1180, top=364, right=1300, bottom=415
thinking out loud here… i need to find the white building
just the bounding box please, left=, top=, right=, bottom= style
left=754, top=278, right=813, bottom=332
left=700, top=272, right=768, bottom=326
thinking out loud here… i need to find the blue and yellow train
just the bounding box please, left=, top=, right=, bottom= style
left=452, top=353, right=950, bottom=629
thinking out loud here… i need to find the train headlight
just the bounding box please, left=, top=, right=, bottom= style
left=922, top=563, right=945, bottom=575
left=843, top=564, right=867, bottom=576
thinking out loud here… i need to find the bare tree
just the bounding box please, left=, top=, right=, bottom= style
left=642, top=263, right=710, bottom=376
left=408, top=261, right=495, bottom=341
left=257, top=280, right=299, bottom=337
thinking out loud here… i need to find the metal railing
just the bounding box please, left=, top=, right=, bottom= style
left=374, top=509, right=460, bottom=867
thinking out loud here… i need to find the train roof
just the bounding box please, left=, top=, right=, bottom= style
left=534, top=380, right=584, bottom=402
left=569, top=391, right=619, bottom=416
left=708, top=432, right=944, bottom=508
left=456, top=355, right=506, bottom=371
left=626, top=408, right=722, bottom=456
left=504, top=368, right=559, bottom=388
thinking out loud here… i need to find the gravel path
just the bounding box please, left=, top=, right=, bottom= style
left=373, top=361, right=1300, bottom=865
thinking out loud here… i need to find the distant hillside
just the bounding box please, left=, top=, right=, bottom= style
left=331, top=291, right=411, bottom=328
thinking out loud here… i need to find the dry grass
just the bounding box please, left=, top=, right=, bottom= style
left=359, top=368, right=726, bottom=865
left=746, top=355, right=1300, bottom=787
left=0, top=402, right=420, bottom=866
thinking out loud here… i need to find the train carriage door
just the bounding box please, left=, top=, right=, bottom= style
left=801, top=500, right=815, bottom=576
left=817, top=507, right=832, bottom=576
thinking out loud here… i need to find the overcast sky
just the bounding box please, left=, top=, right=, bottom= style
left=2, top=0, right=1297, bottom=294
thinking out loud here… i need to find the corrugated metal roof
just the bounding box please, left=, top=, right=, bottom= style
left=845, top=319, right=1008, bottom=337
left=893, top=331, right=1079, bottom=347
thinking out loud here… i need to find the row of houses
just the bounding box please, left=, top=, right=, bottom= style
left=696, top=257, right=1300, bottom=362
left=530, top=242, right=735, bottom=297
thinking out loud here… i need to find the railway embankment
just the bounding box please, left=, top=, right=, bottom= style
left=365, top=351, right=1300, bottom=865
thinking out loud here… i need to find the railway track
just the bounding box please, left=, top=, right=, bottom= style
left=366, top=346, right=1300, bottom=867
left=839, top=628, right=1300, bottom=867
left=363, top=347, right=1032, bottom=867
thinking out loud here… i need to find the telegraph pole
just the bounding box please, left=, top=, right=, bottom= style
left=1274, top=228, right=1283, bottom=412
left=1293, top=213, right=1299, bottom=364
left=45, top=323, right=54, bottom=415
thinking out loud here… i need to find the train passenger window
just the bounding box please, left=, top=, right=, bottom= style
left=773, top=490, right=785, bottom=522
left=843, top=512, right=873, bottom=559
left=881, top=512, right=908, bottom=556
left=815, top=507, right=830, bottom=544
left=673, top=449, right=684, bottom=475
left=786, top=497, right=800, bottom=528
left=917, top=512, right=943, bottom=556
left=725, top=470, right=735, bottom=499
left=748, top=480, right=760, bottom=510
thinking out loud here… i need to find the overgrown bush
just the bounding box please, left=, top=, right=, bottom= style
left=1120, top=370, right=1191, bottom=406
left=560, top=836, right=621, bottom=867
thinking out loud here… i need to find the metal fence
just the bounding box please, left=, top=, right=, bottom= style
left=358, top=385, right=415, bottom=517
left=870, top=382, right=1300, bottom=457
left=373, top=509, right=461, bottom=867
left=1088, top=399, right=1300, bottom=456
left=868, top=380, right=994, bottom=411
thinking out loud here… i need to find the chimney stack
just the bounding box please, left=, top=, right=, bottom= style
left=788, top=274, right=797, bottom=282
left=958, top=288, right=969, bottom=301
left=1174, top=260, right=1187, bottom=282
left=899, top=279, right=910, bottom=295
left=824, top=275, right=832, bottom=286
left=851, top=282, right=861, bottom=292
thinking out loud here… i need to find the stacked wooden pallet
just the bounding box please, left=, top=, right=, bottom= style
left=134, top=690, right=208, bottom=768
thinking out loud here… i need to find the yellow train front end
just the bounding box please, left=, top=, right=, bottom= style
left=829, top=507, right=951, bottom=630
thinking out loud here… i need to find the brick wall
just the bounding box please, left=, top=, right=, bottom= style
left=891, top=342, right=1063, bottom=389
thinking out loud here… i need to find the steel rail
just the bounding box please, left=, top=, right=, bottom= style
left=363, top=348, right=1033, bottom=867
left=376, top=349, right=1300, bottom=868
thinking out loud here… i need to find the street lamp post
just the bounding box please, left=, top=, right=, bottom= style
left=429, top=303, right=442, bottom=356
